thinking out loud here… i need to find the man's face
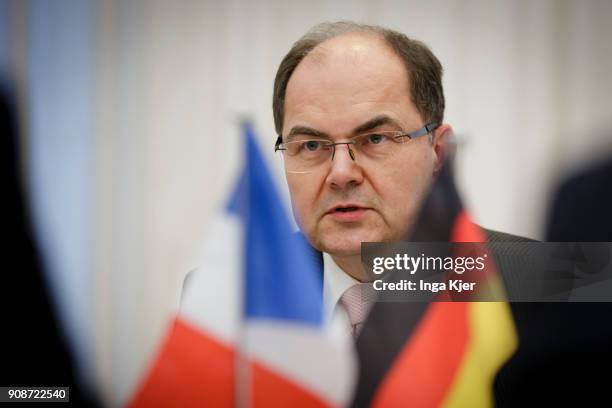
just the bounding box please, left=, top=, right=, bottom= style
left=282, top=33, right=443, bottom=256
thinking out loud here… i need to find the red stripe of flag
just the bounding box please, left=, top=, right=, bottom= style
left=128, top=319, right=333, bottom=407
left=128, top=319, right=234, bottom=408
left=371, top=302, right=470, bottom=408
left=251, top=361, right=329, bottom=408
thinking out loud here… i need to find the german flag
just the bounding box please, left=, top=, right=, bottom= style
left=353, top=163, right=518, bottom=408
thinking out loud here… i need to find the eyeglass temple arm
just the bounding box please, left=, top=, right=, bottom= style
left=406, top=122, right=440, bottom=139
left=274, top=135, right=283, bottom=151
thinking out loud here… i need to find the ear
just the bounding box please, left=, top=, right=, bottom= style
left=431, top=124, right=453, bottom=175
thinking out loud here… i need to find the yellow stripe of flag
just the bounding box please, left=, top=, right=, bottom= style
left=442, top=295, right=518, bottom=407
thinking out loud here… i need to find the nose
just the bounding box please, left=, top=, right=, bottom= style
left=325, top=144, right=364, bottom=190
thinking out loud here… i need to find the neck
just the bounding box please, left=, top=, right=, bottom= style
left=331, top=253, right=368, bottom=282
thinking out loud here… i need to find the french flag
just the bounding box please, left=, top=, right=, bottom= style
left=128, top=123, right=356, bottom=407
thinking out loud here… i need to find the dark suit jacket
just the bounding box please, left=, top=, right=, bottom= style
left=480, top=231, right=612, bottom=407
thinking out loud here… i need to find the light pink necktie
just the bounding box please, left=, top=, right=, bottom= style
left=340, top=283, right=377, bottom=337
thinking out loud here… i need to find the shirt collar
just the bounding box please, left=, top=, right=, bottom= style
left=322, top=252, right=359, bottom=320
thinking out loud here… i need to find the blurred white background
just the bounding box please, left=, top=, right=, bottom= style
left=2, top=0, right=612, bottom=405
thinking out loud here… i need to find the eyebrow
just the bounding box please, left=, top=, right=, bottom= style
left=284, top=114, right=404, bottom=142
left=352, top=115, right=404, bottom=134
left=286, top=126, right=329, bottom=141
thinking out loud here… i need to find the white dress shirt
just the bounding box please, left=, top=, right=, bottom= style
left=322, top=252, right=358, bottom=328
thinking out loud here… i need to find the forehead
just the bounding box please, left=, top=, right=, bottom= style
left=283, top=32, right=418, bottom=135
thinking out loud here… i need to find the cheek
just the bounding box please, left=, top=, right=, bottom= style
left=286, top=175, right=318, bottom=227
left=374, top=148, right=435, bottom=220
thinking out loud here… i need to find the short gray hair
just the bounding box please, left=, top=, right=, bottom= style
left=272, top=21, right=445, bottom=137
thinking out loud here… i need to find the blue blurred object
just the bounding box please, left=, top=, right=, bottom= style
left=227, top=123, right=323, bottom=324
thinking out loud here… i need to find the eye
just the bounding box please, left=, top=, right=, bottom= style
left=303, top=140, right=322, bottom=151
left=367, top=134, right=386, bottom=144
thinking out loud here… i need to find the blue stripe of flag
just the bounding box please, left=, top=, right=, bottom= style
left=227, top=123, right=323, bottom=326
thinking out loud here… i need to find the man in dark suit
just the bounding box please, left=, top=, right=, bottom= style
left=270, top=20, right=612, bottom=407
left=271, top=20, right=533, bottom=325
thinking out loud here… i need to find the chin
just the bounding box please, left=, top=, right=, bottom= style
left=316, top=231, right=383, bottom=256
left=320, top=241, right=361, bottom=256
left=305, top=217, right=396, bottom=255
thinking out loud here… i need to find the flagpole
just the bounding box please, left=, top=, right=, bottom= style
left=235, top=118, right=252, bottom=408
left=235, top=338, right=249, bottom=408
